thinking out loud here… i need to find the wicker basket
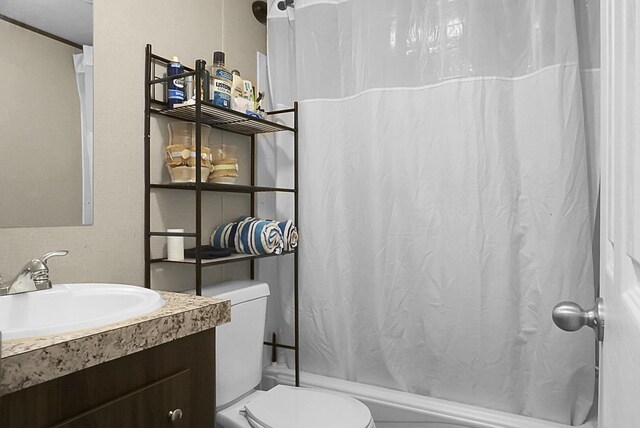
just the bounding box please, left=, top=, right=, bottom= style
left=167, top=165, right=210, bottom=183
left=166, top=144, right=212, bottom=169
left=210, top=145, right=239, bottom=184
left=166, top=145, right=213, bottom=183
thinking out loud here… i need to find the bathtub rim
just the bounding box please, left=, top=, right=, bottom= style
left=261, top=364, right=597, bottom=428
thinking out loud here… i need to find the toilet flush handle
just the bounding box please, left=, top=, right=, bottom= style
left=168, top=408, right=183, bottom=424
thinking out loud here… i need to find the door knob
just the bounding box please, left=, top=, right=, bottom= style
left=552, top=297, right=604, bottom=341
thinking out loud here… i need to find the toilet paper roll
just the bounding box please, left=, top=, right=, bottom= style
left=167, top=229, right=185, bottom=261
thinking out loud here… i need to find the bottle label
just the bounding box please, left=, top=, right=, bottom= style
left=172, top=77, right=184, bottom=89
left=168, top=78, right=185, bottom=102
left=212, top=79, right=232, bottom=108
left=243, top=80, right=254, bottom=101
left=214, top=68, right=233, bottom=81
left=168, top=89, right=184, bottom=101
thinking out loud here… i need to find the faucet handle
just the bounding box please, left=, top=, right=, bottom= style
left=29, top=250, right=69, bottom=290
left=41, top=250, right=69, bottom=264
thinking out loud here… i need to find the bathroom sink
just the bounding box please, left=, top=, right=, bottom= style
left=0, top=283, right=165, bottom=341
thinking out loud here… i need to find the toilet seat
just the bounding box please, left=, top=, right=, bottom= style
left=243, top=385, right=374, bottom=428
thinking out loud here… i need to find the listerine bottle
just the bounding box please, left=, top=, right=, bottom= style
left=209, top=51, right=233, bottom=109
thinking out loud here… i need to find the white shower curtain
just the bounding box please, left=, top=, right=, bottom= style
left=264, top=0, right=597, bottom=424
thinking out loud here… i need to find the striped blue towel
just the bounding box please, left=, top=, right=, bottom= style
left=239, top=217, right=298, bottom=252
left=210, top=221, right=240, bottom=249
left=276, top=219, right=298, bottom=252
left=234, top=217, right=284, bottom=255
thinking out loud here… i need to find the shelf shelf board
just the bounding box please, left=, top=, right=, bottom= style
left=150, top=102, right=294, bottom=135
left=151, top=250, right=296, bottom=266
left=150, top=183, right=295, bottom=193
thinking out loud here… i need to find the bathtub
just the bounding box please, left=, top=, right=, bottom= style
left=262, top=365, right=597, bottom=428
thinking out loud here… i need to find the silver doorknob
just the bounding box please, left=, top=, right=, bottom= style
left=552, top=297, right=604, bottom=342
left=168, top=408, right=183, bottom=423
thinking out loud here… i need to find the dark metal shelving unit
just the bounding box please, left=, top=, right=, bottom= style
left=144, top=44, right=300, bottom=387
left=150, top=102, right=295, bottom=135
left=150, top=182, right=295, bottom=194
left=150, top=250, right=297, bottom=266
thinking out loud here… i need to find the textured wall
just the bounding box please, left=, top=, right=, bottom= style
left=0, top=0, right=266, bottom=290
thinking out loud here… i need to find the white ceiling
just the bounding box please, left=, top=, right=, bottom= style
left=0, top=0, right=92, bottom=46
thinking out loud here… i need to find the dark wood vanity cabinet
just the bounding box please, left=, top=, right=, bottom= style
left=53, top=369, right=191, bottom=427
left=0, top=329, right=216, bottom=428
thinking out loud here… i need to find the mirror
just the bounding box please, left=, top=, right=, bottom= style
left=0, top=0, right=93, bottom=227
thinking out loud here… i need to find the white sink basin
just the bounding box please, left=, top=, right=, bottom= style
left=0, top=283, right=165, bottom=341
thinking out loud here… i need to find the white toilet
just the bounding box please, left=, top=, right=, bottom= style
left=201, top=280, right=375, bottom=428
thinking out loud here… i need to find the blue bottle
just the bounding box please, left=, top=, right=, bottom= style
left=167, top=56, right=185, bottom=108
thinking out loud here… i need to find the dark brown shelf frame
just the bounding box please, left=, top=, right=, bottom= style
left=150, top=250, right=297, bottom=266
left=150, top=182, right=295, bottom=194
left=150, top=103, right=295, bottom=135
left=144, top=44, right=300, bottom=388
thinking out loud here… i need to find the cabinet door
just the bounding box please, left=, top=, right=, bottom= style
left=51, top=369, right=191, bottom=428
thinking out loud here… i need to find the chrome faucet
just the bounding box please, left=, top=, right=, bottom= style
left=0, top=250, right=69, bottom=295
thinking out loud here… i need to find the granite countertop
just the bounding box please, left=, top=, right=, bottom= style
left=1, top=291, right=230, bottom=396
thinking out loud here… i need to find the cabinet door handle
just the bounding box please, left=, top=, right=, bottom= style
left=168, top=408, right=183, bottom=423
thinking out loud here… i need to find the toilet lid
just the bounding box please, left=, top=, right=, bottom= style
left=244, top=385, right=373, bottom=428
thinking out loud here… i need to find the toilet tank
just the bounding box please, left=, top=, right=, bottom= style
left=199, top=280, right=270, bottom=408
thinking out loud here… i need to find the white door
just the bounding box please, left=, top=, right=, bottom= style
left=599, top=0, right=640, bottom=426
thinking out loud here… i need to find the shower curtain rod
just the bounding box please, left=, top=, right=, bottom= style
left=0, top=14, right=82, bottom=50
left=278, top=0, right=294, bottom=10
